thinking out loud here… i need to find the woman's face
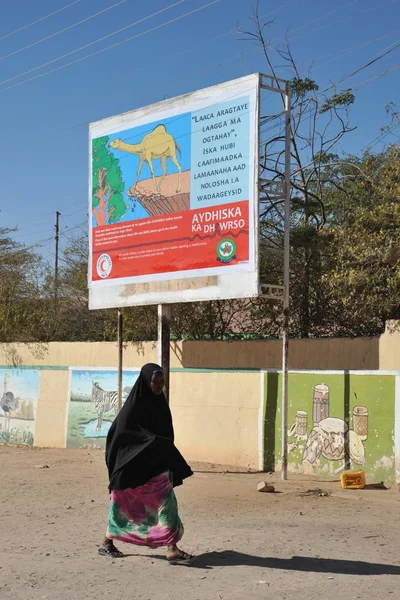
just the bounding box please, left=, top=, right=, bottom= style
left=150, top=371, right=165, bottom=395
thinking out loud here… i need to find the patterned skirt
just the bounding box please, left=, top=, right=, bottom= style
left=106, top=472, right=184, bottom=548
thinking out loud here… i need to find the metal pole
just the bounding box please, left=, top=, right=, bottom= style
left=157, top=304, right=171, bottom=403
left=281, top=82, right=291, bottom=480
left=117, top=308, right=123, bottom=412
left=54, top=211, right=60, bottom=289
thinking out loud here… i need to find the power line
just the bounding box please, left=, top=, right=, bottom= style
left=287, top=0, right=400, bottom=47
left=70, top=1, right=372, bottom=138
left=329, top=38, right=400, bottom=90
left=0, top=0, right=220, bottom=95
left=0, top=0, right=130, bottom=63
left=12, top=18, right=394, bottom=229
left=260, top=34, right=400, bottom=137
left=0, top=0, right=188, bottom=87
left=361, top=122, right=399, bottom=151
left=64, top=1, right=395, bottom=133
left=309, top=28, right=400, bottom=73
left=0, top=0, right=81, bottom=42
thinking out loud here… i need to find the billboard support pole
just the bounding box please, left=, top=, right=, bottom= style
left=117, top=308, right=123, bottom=412
left=281, top=81, right=291, bottom=481
left=259, top=74, right=291, bottom=480
left=158, top=304, right=171, bottom=403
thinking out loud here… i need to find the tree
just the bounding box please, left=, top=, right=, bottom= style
left=92, top=136, right=125, bottom=226
left=240, top=5, right=357, bottom=337
left=0, top=227, right=47, bottom=344
left=326, top=146, right=400, bottom=331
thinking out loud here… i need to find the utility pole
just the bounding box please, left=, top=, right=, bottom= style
left=117, top=308, right=123, bottom=412
left=157, top=304, right=171, bottom=403
left=54, top=211, right=60, bottom=291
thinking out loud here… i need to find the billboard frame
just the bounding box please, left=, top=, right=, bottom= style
left=88, top=73, right=261, bottom=308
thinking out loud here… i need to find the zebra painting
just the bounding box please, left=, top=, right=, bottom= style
left=91, top=382, right=119, bottom=431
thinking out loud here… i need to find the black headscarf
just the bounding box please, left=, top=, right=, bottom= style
left=105, top=363, right=193, bottom=491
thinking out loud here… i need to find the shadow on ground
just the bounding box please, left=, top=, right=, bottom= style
left=152, top=551, right=400, bottom=574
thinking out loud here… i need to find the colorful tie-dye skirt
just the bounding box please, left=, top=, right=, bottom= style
left=106, top=472, right=184, bottom=548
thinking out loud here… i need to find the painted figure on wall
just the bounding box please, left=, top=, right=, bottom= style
left=302, top=417, right=365, bottom=475
left=67, top=369, right=139, bottom=449
left=287, top=382, right=369, bottom=476
left=0, top=370, right=39, bottom=446
left=91, top=381, right=120, bottom=432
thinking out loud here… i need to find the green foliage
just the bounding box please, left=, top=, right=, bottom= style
left=92, top=136, right=125, bottom=225
left=327, top=146, right=400, bottom=323
left=0, top=227, right=48, bottom=346
left=290, top=77, right=319, bottom=98
left=320, top=89, right=355, bottom=114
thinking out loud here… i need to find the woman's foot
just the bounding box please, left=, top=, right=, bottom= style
left=98, top=537, right=124, bottom=558
left=166, top=544, right=194, bottom=564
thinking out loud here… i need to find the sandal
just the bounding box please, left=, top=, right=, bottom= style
left=98, top=541, right=124, bottom=558
left=167, top=550, right=194, bottom=565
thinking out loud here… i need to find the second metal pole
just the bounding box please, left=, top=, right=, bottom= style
left=157, top=304, right=171, bottom=403
left=281, top=82, right=291, bottom=481
left=117, top=308, right=123, bottom=412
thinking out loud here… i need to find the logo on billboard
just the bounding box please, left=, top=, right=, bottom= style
left=216, top=238, right=237, bottom=264
left=96, top=254, right=112, bottom=278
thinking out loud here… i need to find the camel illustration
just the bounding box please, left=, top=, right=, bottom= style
left=109, top=124, right=182, bottom=195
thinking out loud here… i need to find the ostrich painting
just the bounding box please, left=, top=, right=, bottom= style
left=1, top=373, right=20, bottom=431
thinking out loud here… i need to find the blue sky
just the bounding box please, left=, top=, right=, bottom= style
left=1, top=0, right=400, bottom=259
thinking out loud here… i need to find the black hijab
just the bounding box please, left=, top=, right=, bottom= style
left=105, top=363, right=193, bottom=491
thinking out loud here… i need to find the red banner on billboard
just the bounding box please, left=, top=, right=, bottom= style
left=92, top=200, right=249, bottom=280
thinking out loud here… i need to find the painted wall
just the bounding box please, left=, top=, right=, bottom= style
left=67, top=368, right=139, bottom=449
left=0, top=344, right=399, bottom=483
left=0, top=368, right=40, bottom=446
left=170, top=371, right=261, bottom=468
left=263, top=371, right=398, bottom=484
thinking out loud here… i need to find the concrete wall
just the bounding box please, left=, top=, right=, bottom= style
left=379, top=322, right=400, bottom=370
left=0, top=363, right=262, bottom=470
left=0, top=332, right=399, bottom=482
left=180, top=337, right=380, bottom=370
left=171, top=371, right=261, bottom=468
left=1, top=324, right=400, bottom=371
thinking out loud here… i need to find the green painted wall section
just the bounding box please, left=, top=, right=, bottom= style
left=264, top=372, right=395, bottom=484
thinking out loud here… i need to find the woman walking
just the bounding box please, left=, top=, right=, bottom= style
left=99, top=363, right=194, bottom=564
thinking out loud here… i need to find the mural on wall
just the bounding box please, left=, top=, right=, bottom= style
left=0, top=369, right=40, bottom=446
left=266, top=373, right=395, bottom=483
left=67, top=369, right=139, bottom=449
left=287, top=383, right=368, bottom=475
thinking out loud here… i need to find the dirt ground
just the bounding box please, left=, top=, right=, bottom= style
left=0, top=447, right=399, bottom=600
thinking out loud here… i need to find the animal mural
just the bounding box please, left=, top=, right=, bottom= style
left=1, top=373, right=20, bottom=431
left=0, top=370, right=38, bottom=446
left=287, top=383, right=368, bottom=475
left=109, top=124, right=182, bottom=196
left=91, top=381, right=119, bottom=432
left=67, top=369, right=139, bottom=449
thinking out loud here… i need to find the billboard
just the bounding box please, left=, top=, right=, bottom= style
left=88, top=74, right=260, bottom=309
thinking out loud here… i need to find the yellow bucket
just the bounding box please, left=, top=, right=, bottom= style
left=340, top=470, right=366, bottom=489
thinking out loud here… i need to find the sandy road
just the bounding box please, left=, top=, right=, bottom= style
left=0, top=447, right=399, bottom=600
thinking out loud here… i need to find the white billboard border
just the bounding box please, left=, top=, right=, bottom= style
left=88, top=73, right=260, bottom=308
